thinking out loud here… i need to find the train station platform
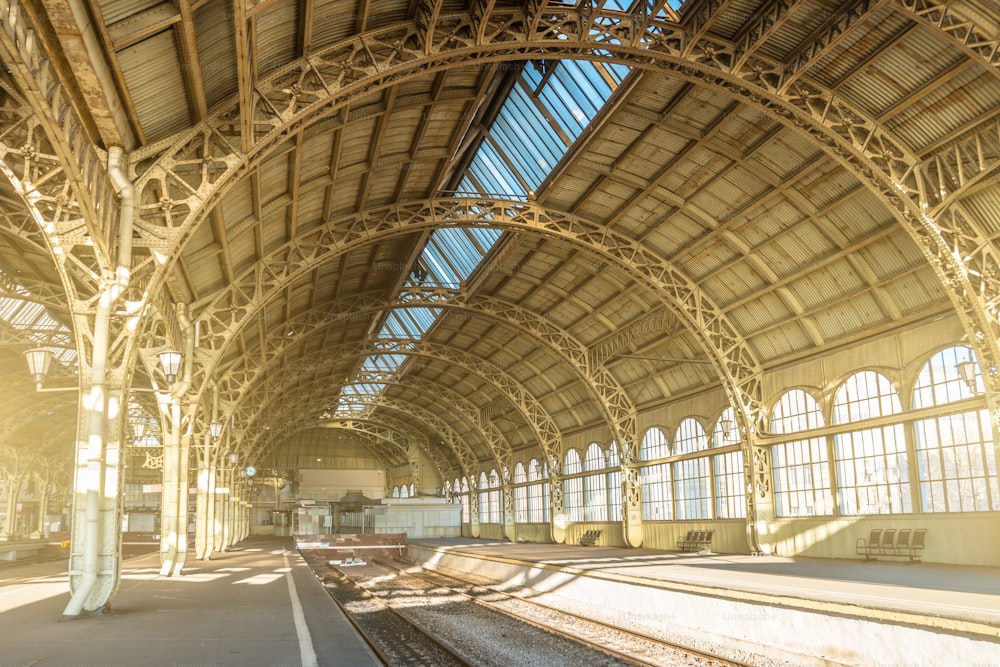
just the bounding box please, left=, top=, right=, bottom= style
left=408, top=537, right=1000, bottom=666
left=0, top=536, right=378, bottom=667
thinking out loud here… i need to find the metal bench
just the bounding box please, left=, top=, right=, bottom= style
left=577, top=529, right=602, bottom=546
left=677, top=529, right=714, bottom=552
left=857, top=528, right=926, bottom=562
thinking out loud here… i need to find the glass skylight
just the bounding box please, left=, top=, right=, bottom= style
left=333, top=57, right=633, bottom=416
left=0, top=274, right=77, bottom=366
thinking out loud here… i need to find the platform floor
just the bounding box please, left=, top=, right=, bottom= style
left=0, top=536, right=379, bottom=667
left=410, top=538, right=1000, bottom=631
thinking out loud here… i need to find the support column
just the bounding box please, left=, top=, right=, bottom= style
left=745, top=434, right=776, bottom=555
left=194, top=430, right=211, bottom=560
left=0, top=453, right=19, bottom=540
left=621, top=465, right=643, bottom=548
left=159, top=398, right=181, bottom=575
left=468, top=476, right=480, bottom=538
left=549, top=461, right=565, bottom=544
left=63, top=338, right=127, bottom=617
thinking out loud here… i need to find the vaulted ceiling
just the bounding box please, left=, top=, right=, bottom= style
left=0, top=0, right=998, bottom=482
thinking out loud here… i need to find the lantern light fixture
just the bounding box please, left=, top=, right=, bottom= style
left=957, top=360, right=979, bottom=394
left=158, top=349, right=182, bottom=384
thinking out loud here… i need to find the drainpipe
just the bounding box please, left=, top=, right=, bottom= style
left=63, top=145, right=134, bottom=618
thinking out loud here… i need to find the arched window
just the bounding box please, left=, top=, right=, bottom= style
left=400, top=484, right=409, bottom=498
left=460, top=477, right=470, bottom=523
left=913, top=347, right=999, bottom=512
left=584, top=443, right=608, bottom=522
left=527, top=458, right=549, bottom=522
left=392, top=485, right=400, bottom=498
left=478, top=472, right=490, bottom=522
left=513, top=462, right=528, bottom=523
left=713, top=407, right=746, bottom=519
left=770, top=389, right=832, bottom=516
left=563, top=449, right=583, bottom=522
left=487, top=469, right=502, bottom=523
left=607, top=442, right=622, bottom=522
left=673, top=418, right=711, bottom=519
left=640, top=427, right=672, bottom=521
left=409, top=483, right=415, bottom=498
left=833, top=371, right=910, bottom=514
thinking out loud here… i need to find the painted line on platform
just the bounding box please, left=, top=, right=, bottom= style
left=283, top=550, right=318, bottom=667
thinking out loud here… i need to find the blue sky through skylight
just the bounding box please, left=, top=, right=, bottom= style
left=333, top=57, right=632, bottom=416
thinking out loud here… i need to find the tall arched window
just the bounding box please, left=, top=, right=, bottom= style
left=833, top=371, right=910, bottom=514
left=458, top=477, right=470, bottom=523
left=487, top=470, right=501, bottom=523
left=513, top=462, right=528, bottom=523
left=770, top=389, right=833, bottom=516
left=607, top=442, right=622, bottom=522
left=478, top=472, right=491, bottom=522
left=713, top=408, right=746, bottom=519
left=400, top=484, right=409, bottom=498
left=913, top=347, right=999, bottom=512
left=392, top=485, right=400, bottom=498
left=640, top=427, right=672, bottom=521
left=526, top=458, right=548, bottom=522
left=563, top=449, right=583, bottom=522
left=584, top=443, right=608, bottom=522
left=673, top=418, right=711, bottom=519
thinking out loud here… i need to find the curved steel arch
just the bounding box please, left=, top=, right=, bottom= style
left=316, top=417, right=454, bottom=478
left=208, top=286, right=635, bottom=467
left=259, top=375, right=511, bottom=482
left=122, top=6, right=1000, bottom=399
left=227, top=335, right=562, bottom=478
left=239, top=384, right=480, bottom=493
left=314, top=415, right=458, bottom=486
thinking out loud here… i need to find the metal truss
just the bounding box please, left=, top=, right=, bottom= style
left=319, top=419, right=423, bottom=467
left=349, top=372, right=515, bottom=479
left=0, top=394, right=77, bottom=440
left=119, top=2, right=1000, bottom=422
left=205, top=287, right=637, bottom=467
left=195, top=198, right=731, bottom=448
left=0, top=0, right=115, bottom=277
left=0, top=0, right=994, bottom=410
left=242, top=385, right=477, bottom=489
left=225, top=335, right=562, bottom=475
left=1, top=0, right=997, bottom=553
left=328, top=416, right=454, bottom=483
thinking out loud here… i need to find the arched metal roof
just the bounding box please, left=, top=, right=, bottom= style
left=0, top=0, right=998, bottom=478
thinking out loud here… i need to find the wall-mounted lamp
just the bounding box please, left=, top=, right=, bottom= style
left=24, top=347, right=76, bottom=392
left=133, top=421, right=147, bottom=443
left=720, top=417, right=734, bottom=442
left=229, top=452, right=238, bottom=466
left=209, top=421, right=223, bottom=442
left=158, top=349, right=182, bottom=384
left=957, top=360, right=979, bottom=394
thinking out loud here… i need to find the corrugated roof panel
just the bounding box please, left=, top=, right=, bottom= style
left=193, top=2, right=238, bottom=109
left=888, top=69, right=1000, bottom=152
left=728, top=292, right=795, bottom=333
left=813, top=292, right=888, bottom=340
left=748, top=321, right=813, bottom=362
left=118, top=32, right=190, bottom=141
left=959, top=189, right=1000, bottom=236
left=880, top=269, right=944, bottom=314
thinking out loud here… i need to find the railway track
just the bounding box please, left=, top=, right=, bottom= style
left=316, top=564, right=475, bottom=666
left=374, top=557, right=757, bottom=667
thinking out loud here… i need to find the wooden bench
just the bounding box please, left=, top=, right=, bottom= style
left=677, top=529, right=714, bottom=552
left=856, top=528, right=926, bottom=562
left=577, top=529, right=602, bottom=546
